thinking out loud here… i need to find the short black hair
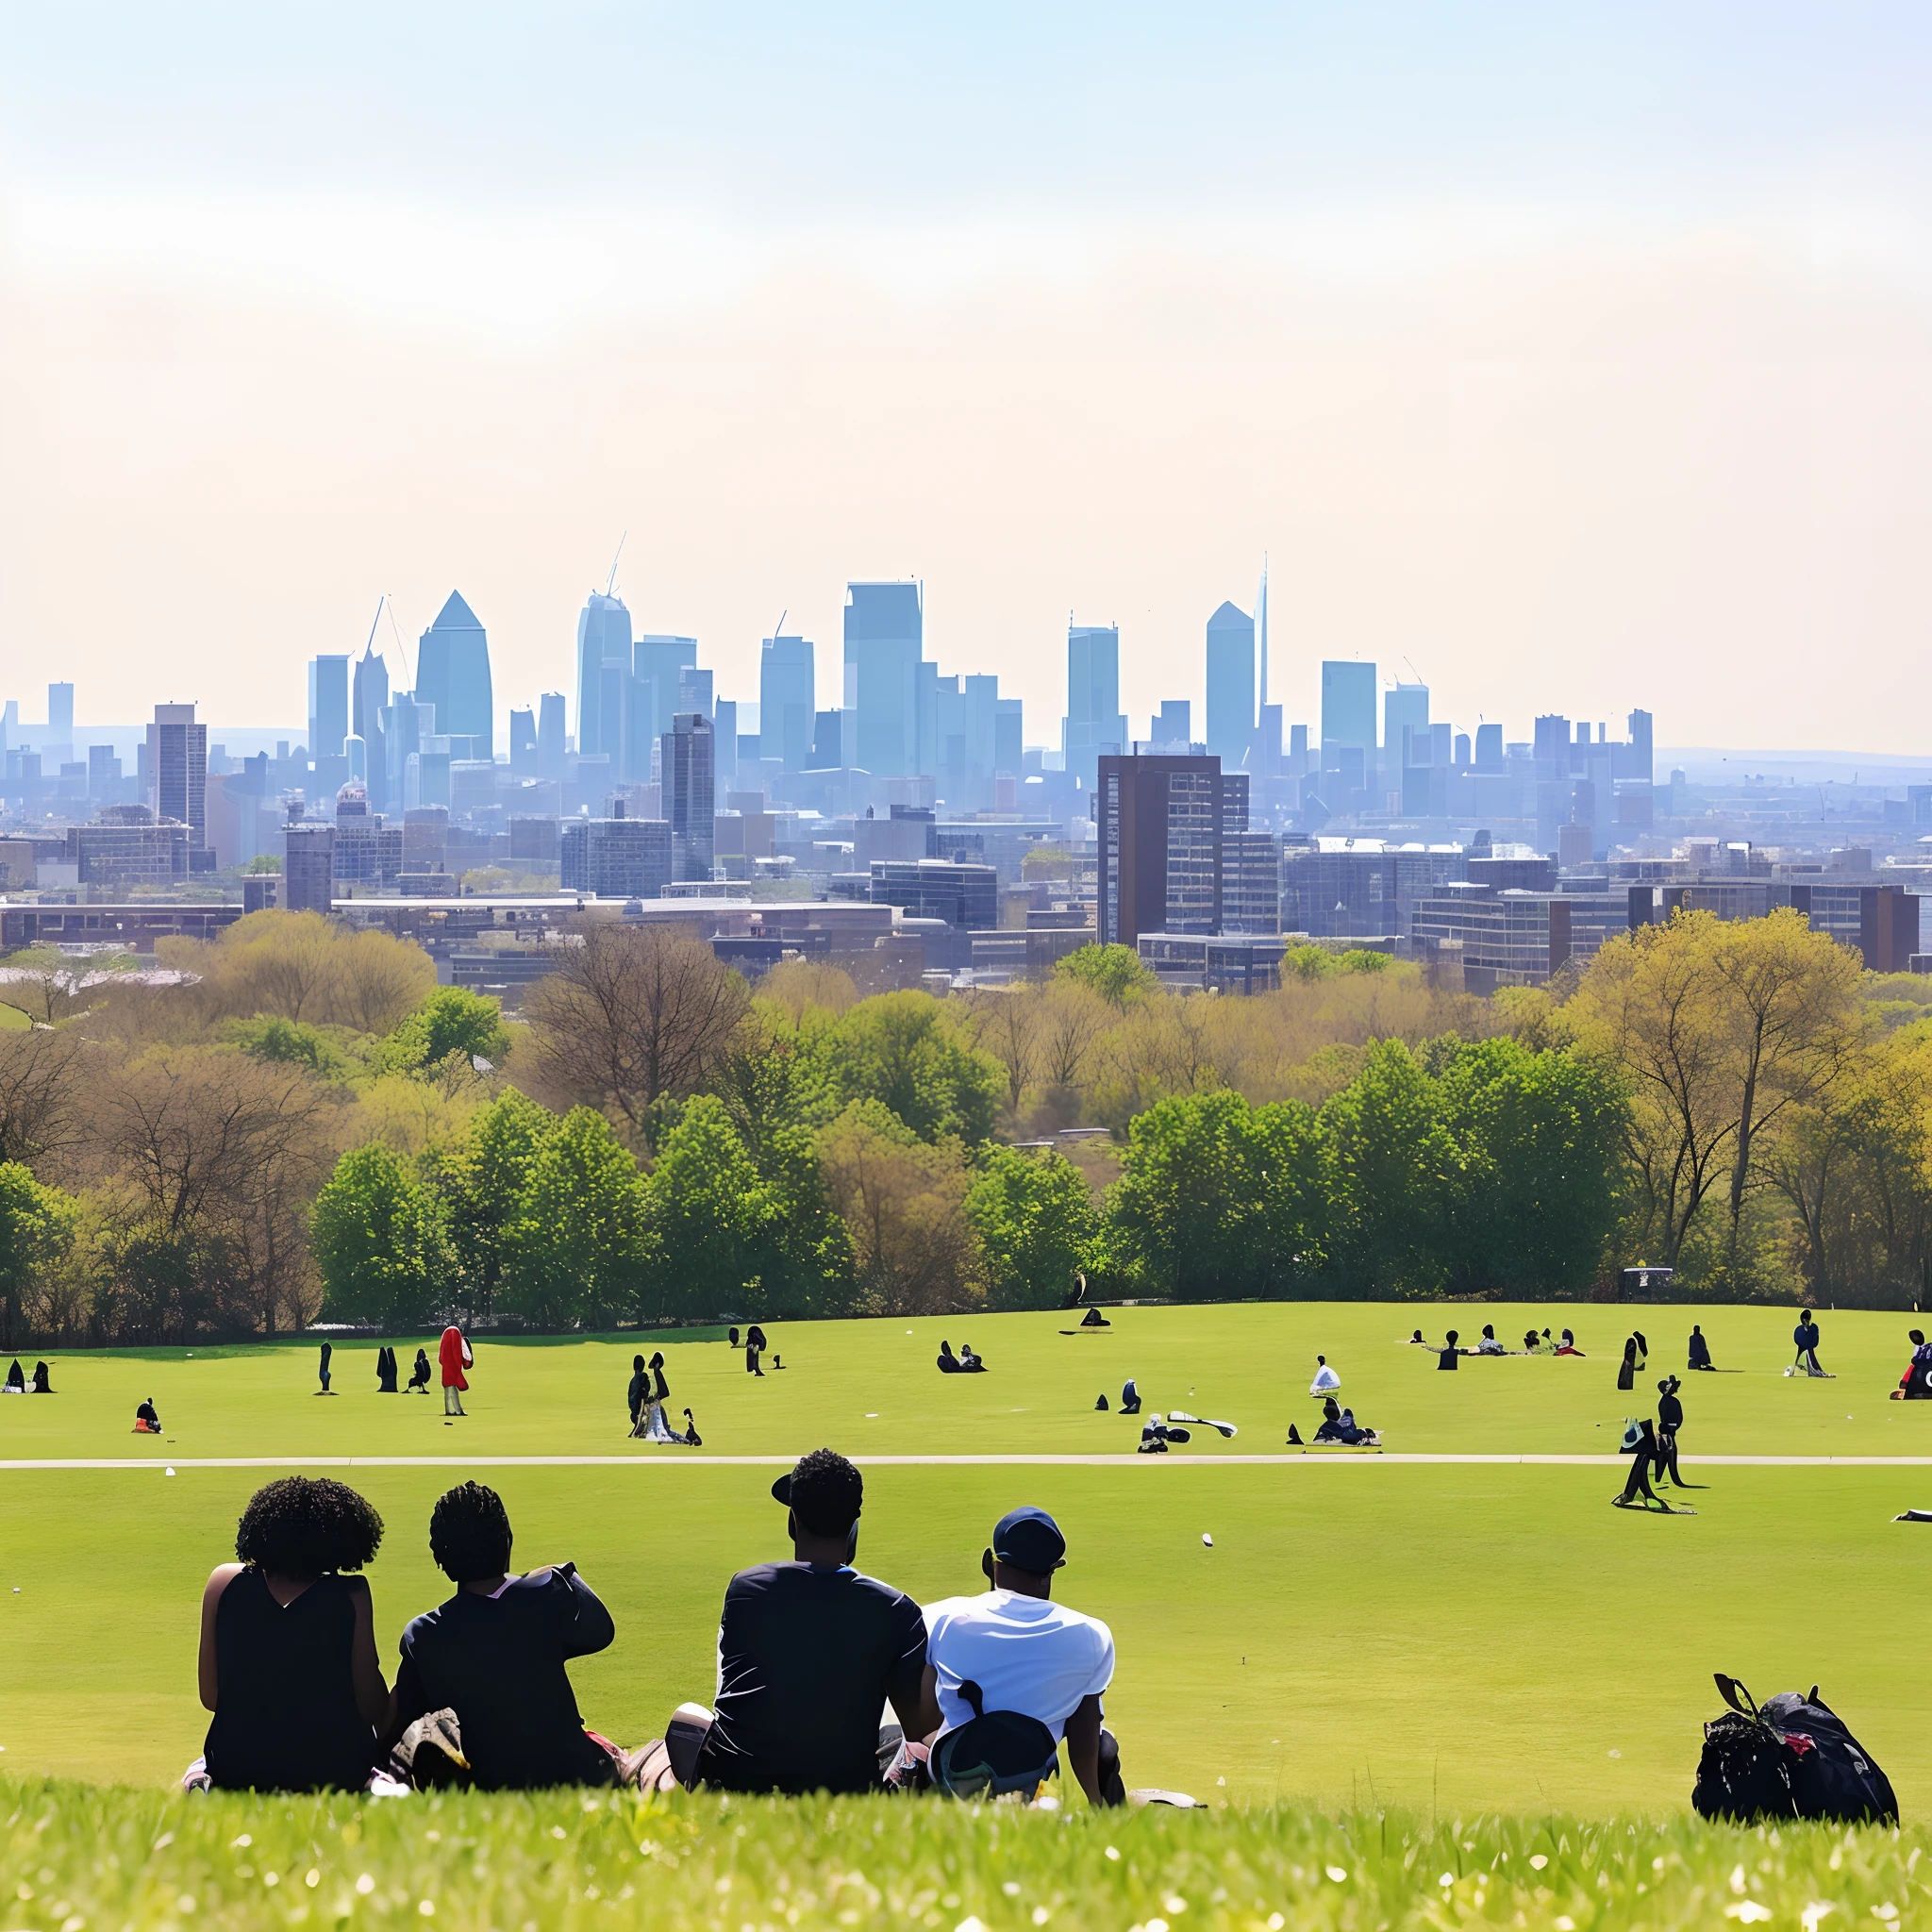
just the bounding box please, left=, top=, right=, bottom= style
left=235, top=1477, right=383, bottom=1578
left=428, top=1481, right=513, bottom=1584
left=789, top=1447, right=863, bottom=1539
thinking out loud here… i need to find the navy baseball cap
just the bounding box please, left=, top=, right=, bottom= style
left=992, top=1506, right=1066, bottom=1573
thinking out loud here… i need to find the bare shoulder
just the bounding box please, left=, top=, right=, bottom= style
left=203, top=1562, right=245, bottom=1605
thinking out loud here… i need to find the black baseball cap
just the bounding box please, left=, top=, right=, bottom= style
left=771, top=1448, right=863, bottom=1537
left=991, top=1506, right=1066, bottom=1574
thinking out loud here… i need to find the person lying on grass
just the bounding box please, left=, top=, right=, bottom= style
left=912, top=1506, right=1124, bottom=1807
left=650, top=1448, right=938, bottom=1795
left=1890, top=1328, right=1932, bottom=1401
left=189, top=1475, right=388, bottom=1792
left=384, top=1481, right=642, bottom=1790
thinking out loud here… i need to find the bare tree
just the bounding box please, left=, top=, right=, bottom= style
left=0, top=1026, right=88, bottom=1170
left=524, top=922, right=751, bottom=1139
left=959, top=987, right=1039, bottom=1114
left=819, top=1107, right=981, bottom=1316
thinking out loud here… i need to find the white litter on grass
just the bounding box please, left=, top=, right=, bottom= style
left=1202, top=1533, right=1214, bottom=1546
left=166, top=1467, right=176, bottom=1476
left=866, top=1413, right=879, bottom=1418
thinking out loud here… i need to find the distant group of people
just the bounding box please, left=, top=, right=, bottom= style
left=627, top=1352, right=701, bottom=1443
left=1614, top=1374, right=1695, bottom=1513
left=2, top=1358, right=52, bottom=1394
left=1892, top=1328, right=1932, bottom=1401
left=184, top=1454, right=1132, bottom=1807
left=727, top=1326, right=776, bottom=1374
left=936, top=1340, right=985, bottom=1374
left=1419, top=1325, right=1585, bottom=1369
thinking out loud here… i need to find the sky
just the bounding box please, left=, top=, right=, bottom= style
left=4, top=3, right=1932, bottom=753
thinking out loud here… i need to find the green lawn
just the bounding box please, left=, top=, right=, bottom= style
left=1, top=1303, right=1928, bottom=1820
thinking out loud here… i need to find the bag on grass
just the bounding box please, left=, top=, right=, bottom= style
left=930, top=1679, right=1060, bottom=1802
left=1692, top=1674, right=1896, bottom=1824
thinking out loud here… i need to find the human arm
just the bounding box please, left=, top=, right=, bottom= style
left=886, top=1604, right=940, bottom=1741
left=346, top=1576, right=389, bottom=1729
left=541, top=1562, right=617, bottom=1659
left=382, top=1646, right=429, bottom=1751
left=1064, top=1694, right=1105, bottom=1805
left=197, top=1564, right=243, bottom=1711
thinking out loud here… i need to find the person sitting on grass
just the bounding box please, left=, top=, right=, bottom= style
left=3, top=1358, right=23, bottom=1393
left=376, top=1345, right=398, bottom=1393
left=1407, top=1328, right=1427, bottom=1345
left=1119, top=1377, right=1142, bottom=1415
left=938, top=1340, right=963, bottom=1374
left=648, top=1449, right=936, bottom=1795
left=627, top=1354, right=650, bottom=1428
left=189, top=1475, right=388, bottom=1791
left=1310, top=1354, right=1341, bottom=1393
left=385, top=1482, right=638, bottom=1790
left=408, top=1347, right=432, bottom=1393
left=30, top=1359, right=52, bottom=1393
left=1891, top=1329, right=1932, bottom=1401
left=135, top=1396, right=162, bottom=1433
left=915, top=1507, right=1124, bottom=1807
left=1791, top=1310, right=1827, bottom=1377
left=1437, top=1329, right=1460, bottom=1371
left=1688, top=1324, right=1715, bottom=1372
left=958, top=1340, right=986, bottom=1373
left=1475, top=1324, right=1506, bottom=1356
left=1079, top=1306, right=1110, bottom=1328
left=1555, top=1329, right=1585, bottom=1357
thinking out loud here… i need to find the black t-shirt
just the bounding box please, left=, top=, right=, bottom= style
left=696, top=1561, right=926, bottom=1795
left=393, top=1566, right=617, bottom=1789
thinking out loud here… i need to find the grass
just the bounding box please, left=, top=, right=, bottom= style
left=6, top=1779, right=1932, bottom=1931
left=2, top=1304, right=1930, bottom=1824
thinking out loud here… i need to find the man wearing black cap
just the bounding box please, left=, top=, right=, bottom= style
left=660, top=1447, right=936, bottom=1794
left=920, top=1506, right=1122, bottom=1806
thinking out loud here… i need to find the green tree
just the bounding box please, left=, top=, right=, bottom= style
left=225, top=1015, right=352, bottom=1079
left=380, top=988, right=512, bottom=1076
left=1320, top=1039, right=1463, bottom=1296
left=1434, top=1038, right=1626, bottom=1294
left=501, top=1107, right=643, bottom=1327
left=820, top=992, right=1004, bottom=1143
left=965, top=1146, right=1099, bottom=1310
left=422, top=1088, right=558, bottom=1317
left=1054, top=943, right=1157, bottom=1008
left=311, top=1142, right=451, bottom=1329
left=1106, top=1089, right=1328, bottom=1299
left=0, top=1161, right=76, bottom=1350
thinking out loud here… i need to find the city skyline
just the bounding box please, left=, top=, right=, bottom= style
left=5, top=9, right=1932, bottom=751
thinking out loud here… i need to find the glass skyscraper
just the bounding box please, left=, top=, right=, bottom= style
left=1062, top=623, right=1127, bottom=795
left=844, top=582, right=923, bottom=778
left=417, top=591, right=494, bottom=758
left=1204, top=602, right=1255, bottom=767
left=575, top=591, right=632, bottom=764
left=759, top=633, right=815, bottom=771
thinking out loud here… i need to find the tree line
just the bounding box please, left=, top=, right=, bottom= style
left=3, top=901, right=1929, bottom=1347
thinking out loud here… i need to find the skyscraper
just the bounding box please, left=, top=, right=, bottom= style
left=147, top=703, right=208, bottom=847
left=1384, top=681, right=1428, bottom=783
left=352, top=647, right=390, bottom=811
left=760, top=634, right=816, bottom=772
left=844, top=582, right=923, bottom=777
left=629, top=636, right=697, bottom=782
left=47, top=683, right=74, bottom=736
left=575, top=591, right=632, bottom=763
left=508, top=707, right=538, bottom=776
left=1096, top=751, right=1224, bottom=948
left=1063, top=623, right=1127, bottom=794
left=416, top=591, right=494, bottom=758
left=661, top=712, right=715, bottom=882
left=537, top=692, right=567, bottom=782
left=1320, top=662, right=1377, bottom=767
left=308, top=655, right=349, bottom=761
left=1204, top=602, right=1256, bottom=766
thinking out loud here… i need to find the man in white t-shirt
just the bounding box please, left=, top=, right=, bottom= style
left=919, top=1506, right=1124, bottom=1806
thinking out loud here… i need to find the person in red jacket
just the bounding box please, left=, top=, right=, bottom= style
left=440, top=1327, right=473, bottom=1418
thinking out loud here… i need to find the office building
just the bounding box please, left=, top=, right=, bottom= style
left=844, top=582, right=923, bottom=778
left=67, top=809, right=190, bottom=887
left=1222, top=830, right=1281, bottom=934
left=1281, top=841, right=1467, bottom=939
left=283, top=819, right=337, bottom=914
left=384, top=691, right=430, bottom=811
left=1096, top=752, right=1224, bottom=948
left=1412, top=881, right=1633, bottom=991
left=869, top=858, right=998, bottom=930
left=1320, top=662, right=1377, bottom=765
left=1063, top=623, right=1127, bottom=794
left=1384, top=682, right=1429, bottom=791
left=47, top=683, right=74, bottom=739
left=560, top=808, right=674, bottom=898
left=146, top=703, right=208, bottom=848
left=352, top=646, right=389, bottom=811
left=1138, top=931, right=1291, bottom=994
left=508, top=707, right=538, bottom=776
left=416, top=591, right=494, bottom=759
left=537, top=692, right=567, bottom=782
left=1204, top=602, right=1256, bottom=767
left=627, top=635, right=696, bottom=782
left=575, top=591, right=632, bottom=764
left=661, top=711, right=715, bottom=882
left=760, top=634, right=816, bottom=772
left=308, top=655, right=349, bottom=763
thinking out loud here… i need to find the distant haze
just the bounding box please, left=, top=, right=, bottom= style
left=4, top=6, right=1931, bottom=752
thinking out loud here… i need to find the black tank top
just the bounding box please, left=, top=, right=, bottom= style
left=204, top=1569, right=375, bottom=1790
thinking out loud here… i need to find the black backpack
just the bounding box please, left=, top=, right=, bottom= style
left=930, top=1679, right=1061, bottom=1801
left=1692, top=1674, right=1897, bottom=1824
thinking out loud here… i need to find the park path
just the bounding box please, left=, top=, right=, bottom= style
left=6, top=1453, right=1932, bottom=1471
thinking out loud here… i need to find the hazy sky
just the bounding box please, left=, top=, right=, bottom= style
left=5, top=4, right=1932, bottom=751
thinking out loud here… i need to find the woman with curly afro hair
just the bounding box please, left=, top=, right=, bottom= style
left=191, top=1476, right=390, bottom=1791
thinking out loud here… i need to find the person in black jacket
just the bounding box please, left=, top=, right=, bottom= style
left=1437, top=1329, right=1460, bottom=1371
left=408, top=1348, right=432, bottom=1393
left=1792, top=1310, right=1826, bottom=1376
left=1612, top=1419, right=1670, bottom=1510
left=387, top=1482, right=637, bottom=1789
left=317, top=1341, right=334, bottom=1395
left=745, top=1325, right=768, bottom=1376
left=1654, top=1376, right=1690, bottom=1486
left=1688, top=1324, right=1715, bottom=1372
